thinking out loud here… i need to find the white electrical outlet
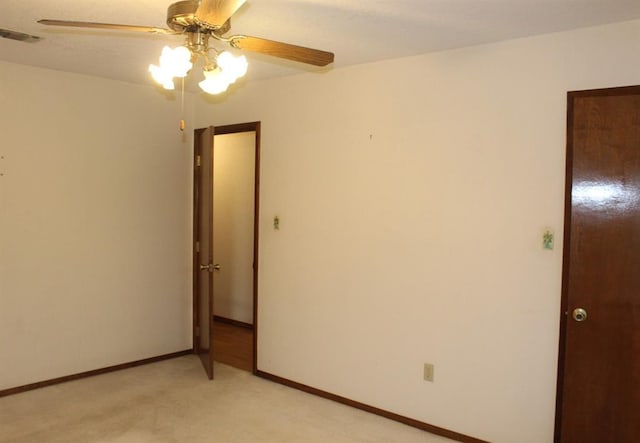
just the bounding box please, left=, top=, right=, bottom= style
left=424, top=363, right=434, bottom=382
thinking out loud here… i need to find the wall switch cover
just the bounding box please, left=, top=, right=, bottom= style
left=543, top=229, right=554, bottom=250
left=424, top=363, right=434, bottom=382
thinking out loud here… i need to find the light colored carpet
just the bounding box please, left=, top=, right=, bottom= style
left=0, top=355, right=454, bottom=443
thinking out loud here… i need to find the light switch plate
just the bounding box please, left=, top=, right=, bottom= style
left=424, top=363, right=434, bottom=382
left=543, top=229, right=554, bottom=250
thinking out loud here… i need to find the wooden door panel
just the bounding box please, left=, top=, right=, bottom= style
left=558, top=87, right=640, bottom=442
left=194, top=126, right=215, bottom=380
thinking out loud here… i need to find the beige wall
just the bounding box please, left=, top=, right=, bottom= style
left=213, top=132, right=256, bottom=323
left=0, top=61, right=195, bottom=390
left=1, top=16, right=639, bottom=443
left=195, top=20, right=640, bottom=443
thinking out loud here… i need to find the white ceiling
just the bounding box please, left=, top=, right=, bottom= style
left=3, top=0, right=640, bottom=90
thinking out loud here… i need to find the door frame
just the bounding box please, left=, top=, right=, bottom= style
left=192, top=121, right=261, bottom=375
left=554, top=85, right=640, bottom=441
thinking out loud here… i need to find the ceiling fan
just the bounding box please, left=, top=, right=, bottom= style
left=38, top=0, right=335, bottom=95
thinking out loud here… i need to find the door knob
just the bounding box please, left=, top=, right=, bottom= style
left=572, top=308, right=587, bottom=322
left=199, top=264, right=221, bottom=272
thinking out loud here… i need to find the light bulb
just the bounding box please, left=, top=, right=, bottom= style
left=173, top=46, right=191, bottom=62
left=158, top=46, right=173, bottom=68
left=216, top=52, right=248, bottom=84
left=169, top=46, right=193, bottom=78
left=149, top=64, right=175, bottom=90
left=233, top=55, right=248, bottom=78
left=199, top=68, right=230, bottom=95
left=216, top=51, right=235, bottom=70
left=157, top=45, right=192, bottom=78
left=219, top=67, right=238, bottom=85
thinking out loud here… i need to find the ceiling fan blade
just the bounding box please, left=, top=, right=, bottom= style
left=0, top=28, right=42, bottom=43
left=195, top=0, right=246, bottom=29
left=38, top=19, right=174, bottom=34
left=229, top=36, right=334, bottom=67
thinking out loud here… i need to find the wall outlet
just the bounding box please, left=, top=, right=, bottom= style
left=424, top=363, right=435, bottom=382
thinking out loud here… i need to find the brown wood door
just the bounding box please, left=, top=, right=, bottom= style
left=556, top=86, right=640, bottom=442
left=193, top=126, right=215, bottom=380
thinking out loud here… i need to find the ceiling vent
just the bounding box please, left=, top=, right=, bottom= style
left=0, top=28, right=42, bottom=43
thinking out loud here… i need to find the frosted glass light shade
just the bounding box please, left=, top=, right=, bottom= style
left=199, top=68, right=230, bottom=94
left=148, top=64, right=175, bottom=90
left=164, top=46, right=192, bottom=78
left=216, top=52, right=248, bottom=83
left=149, top=46, right=248, bottom=95
left=149, top=45, right=192, bottom=86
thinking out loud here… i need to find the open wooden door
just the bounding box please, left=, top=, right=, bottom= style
left=193, top=126, right=215, bottom=379
left=555, top=86, right=640, bottom=442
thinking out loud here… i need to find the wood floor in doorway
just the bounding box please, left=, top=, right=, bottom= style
left=213, top=320, right=253, bottom=372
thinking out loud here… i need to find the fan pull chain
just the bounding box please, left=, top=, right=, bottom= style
left=179, top=77, right=186, bottom=132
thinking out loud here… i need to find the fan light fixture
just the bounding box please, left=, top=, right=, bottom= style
left=37, top=0, right=334, bottom=129
left=148, top=41, right=248, bottom=94
left=39, top=0, right=335, bottom=98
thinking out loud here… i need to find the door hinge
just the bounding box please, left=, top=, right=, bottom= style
left=196, top=155, right=201, bottom=167
left=196, top=241, right=200, bottom=253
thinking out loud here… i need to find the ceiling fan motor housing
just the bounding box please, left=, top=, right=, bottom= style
left=167, top=1, right=230, bottom=34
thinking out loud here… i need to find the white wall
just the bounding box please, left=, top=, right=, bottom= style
left=0, top=61, right=195, bottom=390
left=195, top=20, right=640, bottom=443
left=213, top=132, right=256, bottom=323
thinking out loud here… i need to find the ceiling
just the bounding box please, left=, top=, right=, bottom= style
left=3, top=0, right=640, bottom=90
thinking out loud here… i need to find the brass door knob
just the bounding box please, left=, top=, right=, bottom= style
left=572, top=308, right=587, bottom=322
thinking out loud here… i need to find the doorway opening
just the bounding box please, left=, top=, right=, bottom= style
left=193, top=122, right=261, bottom=379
